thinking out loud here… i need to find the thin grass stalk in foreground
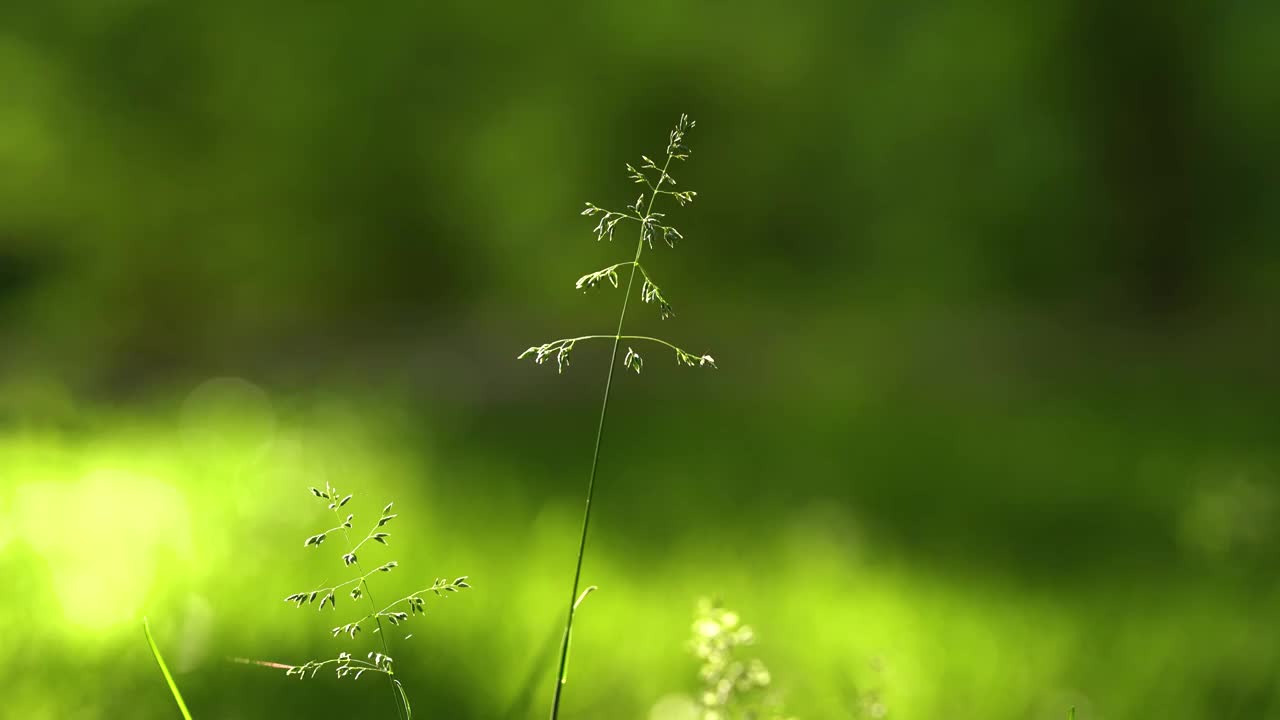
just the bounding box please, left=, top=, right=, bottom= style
left=519, top=114, right=715, bottom=719
left=144, top=617, right=194, bottom=720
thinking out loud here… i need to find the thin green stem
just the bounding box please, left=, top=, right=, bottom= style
left=143, top=617, right=194, bottom=720
left=548, top=153, right=674, bottom=720
left=527, top=334, right=697, bottom=357
left=616, top=335, right=687, bottom=354
left=634, top=262, right=658, bottom=289
left=297, top=657, right=390, bottom=675
left=288, top=563, right=394, bottom=600
left=348, top=520, right=391, bottom=554
left=334, top=507, right=406, bottom=720
left=342, top=580, right=466, bottom=628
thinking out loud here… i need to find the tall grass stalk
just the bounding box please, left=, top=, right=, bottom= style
left=520, top=114, right=716, bottom=719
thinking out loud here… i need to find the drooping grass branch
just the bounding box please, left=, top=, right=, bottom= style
left=268, top=481, right=471, bottom=720
left=518, top=114, right=716, bottom=720
left=520, top=336, right=715, bottom=374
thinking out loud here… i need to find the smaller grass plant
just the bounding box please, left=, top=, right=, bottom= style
left=276, top=481, right=470, bottom=719
left=690, top=600, right=794, bottom=720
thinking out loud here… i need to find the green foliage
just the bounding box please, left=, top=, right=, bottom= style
left=519, top=114, right=717, bottom=720
left=690, top=600, right=794, bottom=720
left=278, top=482, right=470, bottom=718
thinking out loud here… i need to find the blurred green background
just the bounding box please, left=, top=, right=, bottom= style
left=2, top=1, right=1279, bottom=718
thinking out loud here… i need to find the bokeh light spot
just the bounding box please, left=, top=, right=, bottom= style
left=649, top=693, right=700, bottom=720
left=17, top=469, right=191, bottom=632
left=180, top=377, right=276, bottom=466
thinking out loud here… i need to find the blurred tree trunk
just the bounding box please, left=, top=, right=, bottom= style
left=1075, top=0, right=1207, bottom=318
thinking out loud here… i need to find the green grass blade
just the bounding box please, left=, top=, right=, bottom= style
left=394, top=678, right=413, bottom=720
left=143, top=617, right=194, bottom=720
left=559, top=586, right=598, bottom=687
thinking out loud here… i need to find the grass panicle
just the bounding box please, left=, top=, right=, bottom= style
left=518, top=114, right=716, bottom=720
left=275, top=481, right=471, bottom=719
left=690, top=600, right=795, bottom=720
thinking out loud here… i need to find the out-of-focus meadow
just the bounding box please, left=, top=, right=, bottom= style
left=2, top=2, right=1279, bottom=719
